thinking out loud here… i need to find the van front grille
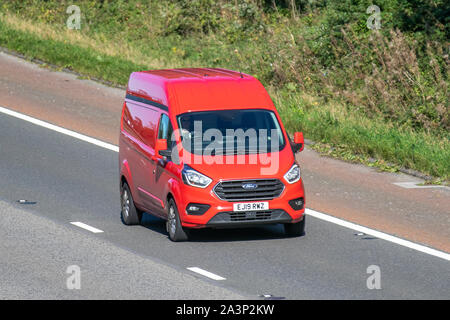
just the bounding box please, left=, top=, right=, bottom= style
left=206, top=209, right=292, bottom=226
left=213, top=179, right=284, bottom=201
left=228, top=210, right=272, bottom=221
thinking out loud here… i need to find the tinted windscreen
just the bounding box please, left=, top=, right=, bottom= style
left=177, top=109, right=285, bottom=155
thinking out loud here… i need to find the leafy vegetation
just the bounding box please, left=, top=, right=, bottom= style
left=0, top=0, right=448, bottom=179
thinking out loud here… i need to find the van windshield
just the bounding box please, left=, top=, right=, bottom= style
left=176, top=109, right=285, bottom=155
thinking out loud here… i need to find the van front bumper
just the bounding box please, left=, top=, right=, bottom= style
left=205, top=209, right=296, bottom=228
left=178, top=179, right=305, bottom=228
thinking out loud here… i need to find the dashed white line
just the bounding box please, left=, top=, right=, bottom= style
left=2, top=106, right=449, bottom=262
left=306, top=208, right=450, bottom=261
left=70, top=222, right=104, bottom=233
left=187, top=267, right=226, bottom=281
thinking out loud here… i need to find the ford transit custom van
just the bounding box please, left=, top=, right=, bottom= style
left=119, top=68, right=306, bottom=241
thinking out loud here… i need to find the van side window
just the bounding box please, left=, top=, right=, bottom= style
left=125, top=103, right=158, bottom=148
left=158, top=114, right=173, bottom=148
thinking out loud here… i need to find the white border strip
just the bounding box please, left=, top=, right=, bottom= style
left=187, top=267, right=226, bottom=281
left=0, top=106, right=119, bottom=152
left=70, top=222, right=104, bottom=233
left=1, top=106, right=449, bottom=261
left=306, top=208, right=450, bottom=261
left=393, top=182, right=450, bottom=190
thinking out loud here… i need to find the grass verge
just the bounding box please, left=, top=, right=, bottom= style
left=274, top=90, right=449, bottom=181
left=0, top=15, right=448, bottom=182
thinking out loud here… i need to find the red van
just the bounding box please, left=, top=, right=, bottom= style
left=119, top=68, right=306, bottom=241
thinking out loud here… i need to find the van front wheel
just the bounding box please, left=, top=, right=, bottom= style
left=284, top=216, right=305, bottom=237
left=167, top=199, right=190, bottom=242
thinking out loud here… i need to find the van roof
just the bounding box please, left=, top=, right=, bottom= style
left=126, top=68, right=275, bottom=115
left=141, top=68, right=247, bottom=80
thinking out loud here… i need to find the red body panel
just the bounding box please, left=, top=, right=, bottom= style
left=119, top=68, right=305, bottom=228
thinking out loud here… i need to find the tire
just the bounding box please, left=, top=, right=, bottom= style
left=166, top=198, right=190, bottom=242
left=284, top=216, right=305, bottom=237
left=120, top=183, right=142, bottom=225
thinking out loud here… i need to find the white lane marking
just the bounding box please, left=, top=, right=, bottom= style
left=70, top=222, right=104, bottom=233
left=2, top=106, right=449, bottom=261
left=393, top=182, right=450, bottom=190
left=0, top=106, right=119, bottom=152
left=187, top=267, right=226, bottom=281
left=306, top=208, right=450, bottom=261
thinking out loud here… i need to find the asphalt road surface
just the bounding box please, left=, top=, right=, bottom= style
left=1, top=105, right=449, bottom=299
left=0, top=51, right=449, bottom=299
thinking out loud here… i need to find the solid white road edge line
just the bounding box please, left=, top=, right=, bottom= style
left=187, top=267, right=226, bottom=281
left=306, top=208, right=450, bottom=261
left=2, top=106, right=449, bottom=261
left=0, top=106, right=119, bottom=152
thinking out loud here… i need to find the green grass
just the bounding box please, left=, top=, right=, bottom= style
left=0, top=19, right=146, bottom=85
left=275, top=90, right=449, bottom=179
left=0, top=2, right=448, bottom=181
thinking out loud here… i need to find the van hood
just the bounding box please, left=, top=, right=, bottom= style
left=184, top=148, right=295, bottom=181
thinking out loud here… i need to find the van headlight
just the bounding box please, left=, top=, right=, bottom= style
left=284, top=164, right=301, bottom=184
left=182, top=165, right=212, bottom=188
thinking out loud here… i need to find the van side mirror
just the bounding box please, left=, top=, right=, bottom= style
left=292, top=132, right=304, bottom=153
left=154, top=139, right=169, bottom=161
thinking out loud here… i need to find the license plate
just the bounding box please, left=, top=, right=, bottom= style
left=233, top=202, right=269, bottom=212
